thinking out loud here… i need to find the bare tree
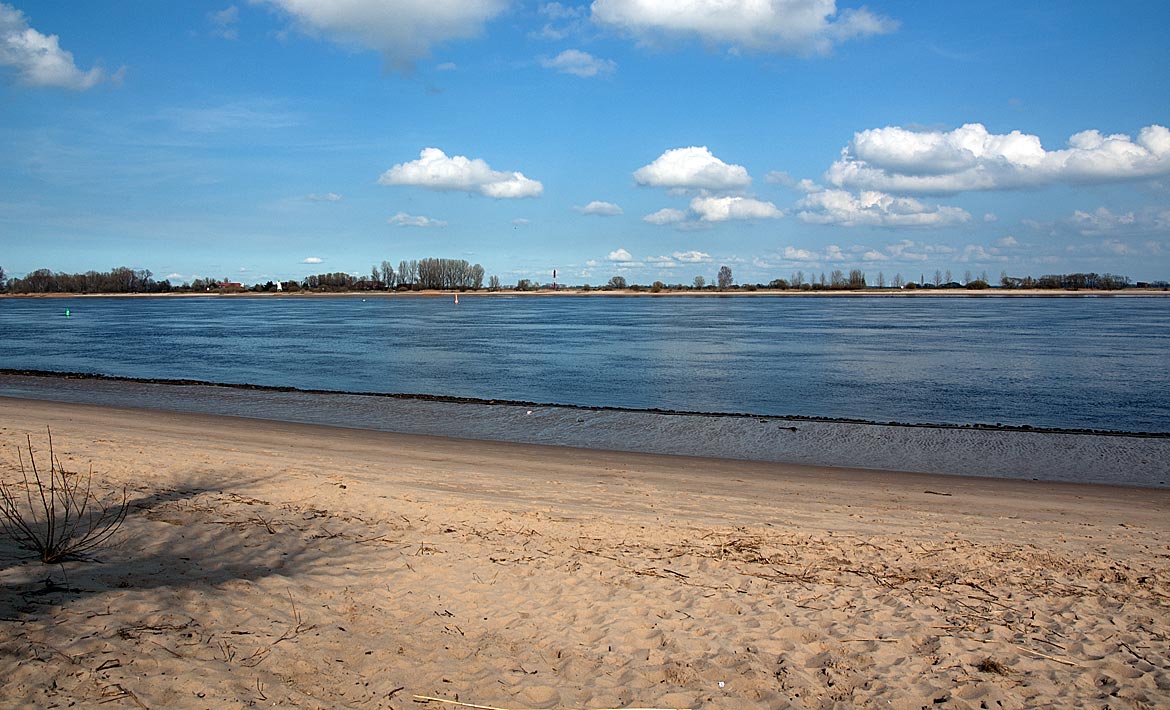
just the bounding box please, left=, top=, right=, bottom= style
left=830, top=269, right=846, bottom=288
left=717, top=265, right=733, bottom=289
left=933, top=269, right=943, bottom=287
left=791, top=270, right=804, bottom=288
left=848, top=269, right=866, bottom=289
left=692, top=275, right=705, bottom=290
left=488, top=275, right=501, bottom=291
left=380, top=260, right=396, bottom=289
left=877, top=271, right=886, bottom=289
left=892, top=273, right=905, bottom=289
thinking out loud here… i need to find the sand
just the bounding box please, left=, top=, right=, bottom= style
left=1, top=398, right=1168, bottom=709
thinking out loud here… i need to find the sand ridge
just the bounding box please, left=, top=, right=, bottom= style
left=1, top=398, right=1168, bottom=708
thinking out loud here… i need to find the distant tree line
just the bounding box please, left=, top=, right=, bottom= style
left=591, top=267, right=1163, bottom=293
left=2, top=267, right=171, bottom=294
left=0, top=259, right=493, bottom=295
left=2, top=262, right=1162, bottom=295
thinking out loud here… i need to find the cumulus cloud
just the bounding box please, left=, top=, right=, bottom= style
left=690, top=195, right=781, bottom=221
left=379, top=148, right=543, bottom=199
left=782, top=246, right=818, bottom=261
left=260, top=0, right=508, bottom=69
left=672, top=250, right=711, bottom=262
left=996, top=235, right=1020, bottom=248
left=0, top=3, right=115, bottom=89
left=541, top=49, right=616, bottom=77
left=827, top=123, right=1170, bottom=194
left=796, top=189, right=971, bottom=227
left=575, top=200, right=623, bottom=215
left=302, top=256, right=324, bottom=264
left=634, top=146, right=751, bottom=191
left=642, top=207, right=689, bottom=225
left=591, top=0, right=896, bottom=55
left=388, top=211, right=447, bottom=228
left=644, top=196, right=781, bottom=226
left=305, top=192, right=343, bottom=202
left=607, top=248, right=635, bottom=261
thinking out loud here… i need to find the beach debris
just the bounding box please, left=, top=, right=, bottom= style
left=923, top=490, right=953, bottom=496
left=975, top=658, right=1009, bottom=675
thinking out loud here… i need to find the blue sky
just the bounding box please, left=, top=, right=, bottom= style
left=2, top=1, right=1169, bottom=286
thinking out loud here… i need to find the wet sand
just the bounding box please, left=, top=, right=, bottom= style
left=1, top=398, right=1168, bottom=708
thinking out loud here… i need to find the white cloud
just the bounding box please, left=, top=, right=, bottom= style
left=0, top=3, right=114, bottom=89
left=591, top=0, right=897, bottom=55
left=435, top=61, right=458, bottom=71
left=796, top=189, right=971, bottom=227
left=541, top=49, right=616, bottom=77
left=607, top=248, right=635, bottom=261
left=827, top=123, right=1170, bottom=194
left=672, top=250, right=711, bottom=262
left=983, top=212, right=998, bottom=222
left=209, top=6, right=240, bottom=40
left=302, top=256, right=323, bottom=264
left=379, top=148, right=543, bottom=199
left=782, top=246, right=818, bottom=261
left=642, top=207, right=688, bottom=224
left=166, top=273, right=184, bottom=280
left=690, top=195, right=781, bottom=221
left=388, top=211, right=447, bottom=228
left=575, top=200, right=623, bottom=215
left=643, top=195, right=781, bottom=227
left=542, top=2, right=583, bottom=21
left=1071, top=206, right=1170, bottom=236
left=996, top=235, right=1020, bottom=248
left=959, top=244, right=1008, bottom=263
left=634, top=146, right=751, bottom=191
left=534, top=2, right=587, bottom=40
left=305, top=192, right=343, bottom=202
left=260, top=0, right=508, bottom=69
left=511, top=218, right=530, bottom=226
left=885, top=239, right=954, bottom=262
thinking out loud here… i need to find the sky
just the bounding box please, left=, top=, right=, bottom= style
left=1, top=1, right=1169, bottom=287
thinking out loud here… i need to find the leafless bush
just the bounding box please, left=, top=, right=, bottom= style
left=0, top=429, right=128, bottom=563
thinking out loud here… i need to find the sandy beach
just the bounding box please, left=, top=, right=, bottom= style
left=1, top=398, right=1168, bottom=709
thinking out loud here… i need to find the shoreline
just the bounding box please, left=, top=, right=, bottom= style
left=5, top=368, right=1165, bottom=439
left=2, top=398, right=1168, bottom=708
left=4, top=374, right=1169, bottom=489
left=3, top=288, right=1169, bottom=299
